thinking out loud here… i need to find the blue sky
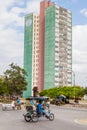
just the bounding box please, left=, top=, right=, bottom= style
left=52, top=0, right=87, bottom=25
left=0, top=0, right=87, bottom=87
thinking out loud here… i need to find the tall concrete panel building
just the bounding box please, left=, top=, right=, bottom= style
left=23, top=13, right=40, bottom=97
left=39, top=0, right=53, bottom=92
left=23, top=0, right=72, bottom=97
left=44, top=5, right=72, bottom=89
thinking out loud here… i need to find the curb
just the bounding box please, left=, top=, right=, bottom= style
left=58, top=105, right=87, bottom=111
left=51, top=104, right=87, bottom=111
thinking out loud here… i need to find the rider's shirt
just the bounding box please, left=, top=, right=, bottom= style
left=37, top=104, right=43, bottom=112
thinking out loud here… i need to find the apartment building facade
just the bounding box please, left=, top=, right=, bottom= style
left=44, top=5, right=72, bottom=89
left=23, top=0, right=72, bottom=97
left=23, top=13, right=40, bottom=97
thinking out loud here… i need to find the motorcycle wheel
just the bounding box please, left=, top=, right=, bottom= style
left=32, top=113, right=39, bottom=122
left=49, top=113, right=54, bottom=121
left=24, top=113, right=31, bottom=122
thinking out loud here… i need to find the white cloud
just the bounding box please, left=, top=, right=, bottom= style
left=0, top=0, right=25, bottom=27
left=80, top=8, right=87, bottom=17
left=0, top=27, right=24, bottom=73
left=72, top=24, right=87, bottom=86
left=0, top=0, right=25, bottom=74
left=26, top=0, right=41, bottom=14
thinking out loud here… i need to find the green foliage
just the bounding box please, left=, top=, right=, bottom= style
left=3, top=63, right=27, bottom=96
left=84, top=87, right=87, bottom=94
left=0, top=78, right=8, bottom=95
left=39, top=86, right=84, bottom=99
left=79, top=87, right=87, bottom=96
left=39, top=90, right=48, bottom=96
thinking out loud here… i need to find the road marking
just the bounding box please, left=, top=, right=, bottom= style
left=74, top=119, right=87, bottom=125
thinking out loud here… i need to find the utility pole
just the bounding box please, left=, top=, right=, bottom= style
left=72, top=71, right=76, bottom=101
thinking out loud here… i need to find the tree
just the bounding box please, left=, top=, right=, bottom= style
left=39, top=86, right=84, bottom=99
left=0, top=78, right=8, bottom=95
left=80, top=87, right=87, bottom=96
left=3, top=63, right=27, bottom=96
left=84, top=87, right=87, bottom=94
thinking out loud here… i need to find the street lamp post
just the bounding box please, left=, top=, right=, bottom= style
left=72, top=71, right=76, bottom=101
left=72, top=71, right=75, bottom=86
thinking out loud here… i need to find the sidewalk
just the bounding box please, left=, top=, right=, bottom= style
left=64, top=103, right=87, bottom=109
left=57, top=102, right=87, bottom=111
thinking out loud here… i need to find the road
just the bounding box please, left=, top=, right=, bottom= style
left=0, top=105, right=87, bottom=130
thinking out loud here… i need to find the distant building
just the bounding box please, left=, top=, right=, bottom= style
left=23, top=13, right=40, bottom=97
left=44, top=5, right=72, bottom=89
left=23, top=0, right=72, bottom=97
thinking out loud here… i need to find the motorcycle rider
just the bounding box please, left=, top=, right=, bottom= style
left=36, top=100, right=49, bottom=118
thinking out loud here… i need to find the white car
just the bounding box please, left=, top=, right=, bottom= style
left=2, top=101, right=15, bottom=111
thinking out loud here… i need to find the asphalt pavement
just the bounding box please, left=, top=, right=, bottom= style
left=0, top=101, right=87, bottom=127
left=52, top=101, right=87, bottom=125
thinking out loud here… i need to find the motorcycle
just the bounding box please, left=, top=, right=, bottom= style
left=23, top=97, right=54, bottom=122
left=23, top=110, right=38, bottom=122
left=36, top=107, right=54, bottom=121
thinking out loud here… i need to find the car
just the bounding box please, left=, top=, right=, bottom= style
left=52, top=95, right=70, bottom=105
left=1, top=101, right=15, bottom=111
